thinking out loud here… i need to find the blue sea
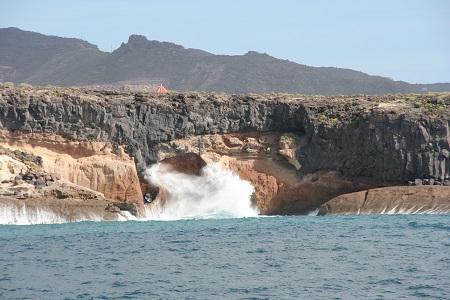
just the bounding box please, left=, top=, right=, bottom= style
left=1, top=215, right=449, bottom=299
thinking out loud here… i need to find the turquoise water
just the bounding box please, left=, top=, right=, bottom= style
left=1, top=215, right=449, bottom=299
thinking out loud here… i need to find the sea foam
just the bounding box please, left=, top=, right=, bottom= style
left=143, top=163, right=258, bottom=220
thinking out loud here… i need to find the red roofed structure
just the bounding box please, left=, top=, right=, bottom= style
left=155, top=84, right=168, bottom=94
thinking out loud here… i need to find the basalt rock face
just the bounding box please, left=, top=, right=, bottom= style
left=155, top=133, right=373, bottom=214
left=1, top=85, right=449, bottom=181
left=0, top=84, right=450, bottom=214
left=301, top=108, right=450, bottom=182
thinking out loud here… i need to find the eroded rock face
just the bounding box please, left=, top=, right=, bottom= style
left=156, top=133, right=373, bottom=214
left=160, top=153, right=206, bottom=176
left=1, top=85, right=449, bottom=215
left=0, top=131, right=143, bottom=211
left=0, top=196, right=136, bottom=225
left=318, top=186, right=450, bottom=215
left=1, top=85, right=448, bottom=183
left=0, top=154, right=27, bottom=182
left=0, top=146, right=141, bottom=221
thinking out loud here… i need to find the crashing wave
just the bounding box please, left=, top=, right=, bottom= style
left=361, top=205, right=449, bottom=215
left=0, top=203, right=99, bottom=225
left=328, top=205, right=450, bottom=216
left=307, top=208, right=319, bottom=216
left=143, top=163, right=259, bottom=220
left=0, top=203, right=137, bottom=225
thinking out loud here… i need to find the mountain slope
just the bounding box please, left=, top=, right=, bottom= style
left=0, top=27, right=449, bottom=94
left=0, top=27, right=106, bottom=85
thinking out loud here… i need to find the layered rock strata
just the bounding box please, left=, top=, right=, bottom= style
left=0, top=151, right=138, bottom=224
left=1, top=83, right=449, bottom=216
left=155, top=133, right=373, bottom=214
left=318, top=186, right=450, bottom=215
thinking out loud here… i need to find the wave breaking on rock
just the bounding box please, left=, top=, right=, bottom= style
left=318, top=186, right=450, bottom=216
left=143, top=163, right=258, bottom=220
left=0, top=200, right=137, bottom=225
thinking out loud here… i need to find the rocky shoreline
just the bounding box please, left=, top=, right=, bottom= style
left=0, top=83, right=449, bottom=221
left=318, top=186, right=450, bottom=215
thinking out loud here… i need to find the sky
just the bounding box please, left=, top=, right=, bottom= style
left=1, top=0, right=449, bottom=83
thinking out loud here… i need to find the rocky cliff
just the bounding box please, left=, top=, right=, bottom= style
left=1, top=83, right=449, bottom=216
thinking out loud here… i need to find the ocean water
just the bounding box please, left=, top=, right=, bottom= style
left=1, top=215, right=449, bottom=299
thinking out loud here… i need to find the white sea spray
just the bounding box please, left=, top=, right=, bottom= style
left=143, top=163, right=258, bottom=220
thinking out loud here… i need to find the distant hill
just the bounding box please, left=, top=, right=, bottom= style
left=1, top=27, right=449, bottom=95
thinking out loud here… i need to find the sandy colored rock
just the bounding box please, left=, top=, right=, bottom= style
left=0, top=154, right=28, bottom=182
left=0, top=196, right=135, bottom=224
left=160, top=153, right=206, bottom=176
left=0, top=131, right=143, bottom=210
left=278, top=134, right=301, bottom=170
left=157, top=133, right=373, bottom=214
left=319, top=186, right=450, bottom=215
left=1, top=85, right=449, bottom=216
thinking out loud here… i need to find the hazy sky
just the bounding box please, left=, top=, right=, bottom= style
left=1, top=0, right=449, bottom=83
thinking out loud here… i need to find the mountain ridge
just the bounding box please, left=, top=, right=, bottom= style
left=1, top=27, right=449, bottom=94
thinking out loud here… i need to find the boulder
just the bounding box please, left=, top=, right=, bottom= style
left=319, top=186, right=450, bottom=215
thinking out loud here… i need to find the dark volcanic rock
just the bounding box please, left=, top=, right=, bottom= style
left=0, top=85, right=449, bottom=185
